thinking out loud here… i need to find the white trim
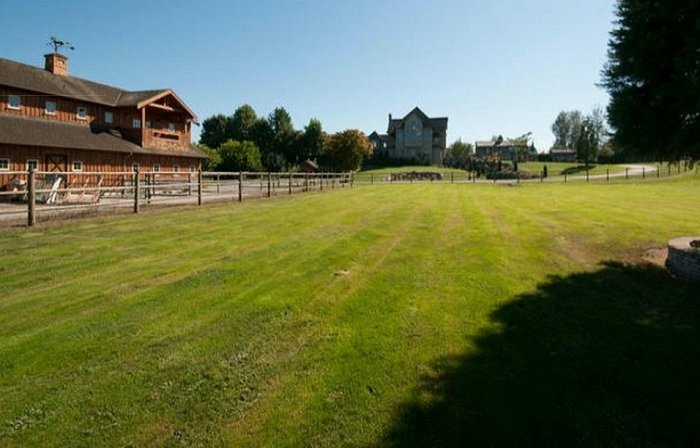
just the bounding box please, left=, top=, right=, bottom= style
left=172, top=164, right=180, bottom=173
left=132, top=163, right=140, bottom=172
left=104, top=111, right=113, bottom=124
left=72, top=160, right=83, bottom=172
left=77, top=106, right=87, bottom=120
left=0, top=158, right=9, bottom=171
left=26, top=159, right=39, bottom=171
left=45, top=100, right=57, bottom=115
left=132, top=118, right=141, bottom=129
left=8, top=95, right=20, bottom=110
left=152, top=163, right=160, bottom=173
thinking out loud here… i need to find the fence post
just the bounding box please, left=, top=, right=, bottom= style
left=332, top=175, right=335, bottom=189
left=27, top=169, right=35, bottom=227
left=133, top=169, right=140, bottom=214
left=586, top=169, right=589, bottom=183
left=625, top=168, right=629, bottom=180
left=657, top=164, right=660, bottom=178
left=540, top=172, right=543, bottom=183
left=564, top=172, right=567, bottom=183
left=267, top=172, right=271, bottom=198
left=217, top=173, right=220, bottom=194
left=197, top=169, right=202, bottom=206
left=351, top=172, right=354, bottom=188
left=668, top=164, right=671, bottom=177
left=606, top=169, right=609, bottom=182
left=517, top=172, right=520, bottom=184
left=371, top=173, right=374, bottom=184
left=451, top=172, right=454, bottom=184
left=289, top=172, right=292, bottom=195
left=238, top=171, right=243, bottom=202
left=642, top=167, right=645, bottom=179
left=188, top=172, right=192, bottom=196
left=320, top=172, right=324, bottom=191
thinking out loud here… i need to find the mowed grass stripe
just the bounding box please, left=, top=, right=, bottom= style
left=1, top=176, right=699, bottom=446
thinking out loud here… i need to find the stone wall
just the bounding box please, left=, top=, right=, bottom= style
left=666, top=236, right=700, bottom=282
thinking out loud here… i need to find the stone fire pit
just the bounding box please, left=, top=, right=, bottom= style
left=666, top=236, right=700, bottom=282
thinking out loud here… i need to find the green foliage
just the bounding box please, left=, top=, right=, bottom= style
left=603, top=0, right=700, bottom=160
left=218, top=140, right=262, bottom=172
left=551, top=111, right=583, bottom=149
left=323, top=130, right=373, bottom=171
left=444, top=139, right=473, bottom=169
left=301, top=118, right=325, bottom=162
left=196, top=143, right=221, bottom=171
left=228, top=104, right=258, bottom=141
left=199, top=114, right=230, bottom=149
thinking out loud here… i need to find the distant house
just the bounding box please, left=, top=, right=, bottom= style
left=300, top=159, right=319, bottom=173
left=550, top=147, right=577, bottom=162
left=369, top=107, right=448, bottom=165
left=475, top=136, right=529, bottom=161
left=0, top=52, right=205, bottom=186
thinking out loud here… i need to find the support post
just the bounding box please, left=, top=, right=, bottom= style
left=626, top=168, right=629, bottom=180
left=217, top=174, right=220, bottom=194
left=267, top=172, right=271, bottom=198
left=657, top=164, right=660, bottom=178
left=586, top=169, right=589, bottom=183
left=320, top=172, right=324, bottom=191
left=451, top=172, right=454, bottom=184
left=133, top=169, right=140, bottom=214
left=642, top=167, right=645, bottom=179
left=289, top=172, right=292, bottom=195
left=371, top=173, right=374, bottom=184
left=197, top=169, right=202, bottom=206
left=27, top=169, right=35, bottom=227
left=606, top=169, right=609, bottom=182
left=564, top=172, right=567, bottom=183
left=188, top=172, right=192, bottom=196
left=238, top=171, right=243, bottom=202
left=351, top=172, right=354, bottom=188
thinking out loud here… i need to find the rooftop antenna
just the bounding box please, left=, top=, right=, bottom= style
left=47, top=36, right=75, bottom=54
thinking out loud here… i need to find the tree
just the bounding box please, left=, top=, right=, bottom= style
left=228, top=104, right=257, bottom=141
left=323, top=130, right=373, bottom=172
left=196, top=143, right=221, bottom=171
left=218, top=140, right=262, bottom=172
left=576, top=116, right=602, bottom=168
left=602, top=0, right=700, bottom=161
left=199, top=114, right=230, bottom=149
left=444, top=139, right=473, bottom=169
left=268, top=107, right=296, bottom=165
left=301, top=118, right=325, bottom=162
left=551, top=112, right=570, bottom=147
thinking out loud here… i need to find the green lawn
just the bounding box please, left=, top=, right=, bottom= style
left=518, top=161, right=630, bottom=176
left=2, top=175, right=700, bottom=446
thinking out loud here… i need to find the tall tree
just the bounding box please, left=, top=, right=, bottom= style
left=444, top=139, right=473, bottom=169
left=576, top=115, right=602, bottom=168
left=323, top=130, right=373, bottom=172
left=301, top=118, right=325, bottom=162
left=268, top=107, right=296, bottom=165
left=199, top=114, right=230, bottom=149
left=228, top=104, right=257, bottom=141
left=218, top=140, right=262, bottom=172
left=551, top=111, right=571, bottom=147
left=603, top=0, right=700, bottom=160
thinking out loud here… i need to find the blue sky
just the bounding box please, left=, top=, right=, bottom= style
left=0, top=0, right=615, bottom=151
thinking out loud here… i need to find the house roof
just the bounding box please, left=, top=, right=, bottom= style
left=0, top=113, right=207, bottom=159
left=476, top=139, right=528, bottom=148
left=387, top=107, right=448, bottom=134
left=0, top=57, right=196, bottom=121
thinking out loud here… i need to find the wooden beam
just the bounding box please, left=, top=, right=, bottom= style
left=147, top=103, right=177, bottom=112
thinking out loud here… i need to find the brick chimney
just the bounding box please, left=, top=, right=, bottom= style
left=44, top=53, right=68, bottom=76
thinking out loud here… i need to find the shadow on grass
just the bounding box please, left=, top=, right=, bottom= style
left=562, top=164, right=595, bottom=175
left=380, top=261, right=700, bottom=447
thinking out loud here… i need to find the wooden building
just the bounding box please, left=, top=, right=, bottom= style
left=0, top=53, right=205, bottom=188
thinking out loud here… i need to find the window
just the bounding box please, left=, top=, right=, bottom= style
left=132, top=119, right=141, bottom=129
left=168, top=122, right=175, bottom=132
left=72, top=160, right=83, bottom=172
left=132, top=163, right=140, bottom=172
left=190, top=165, right=196, bottom=172
left=152, top=163, right=160, bottom=173
left=0, top=158, right=9, bottom=171
left=145, top=121, right=151, bottom=128
left=172, top=164, right=180, bottom=173
left=8, top=95, right=20, bottom=110
left=27, top=159, right=39, bottom=171
left=45, top=101, right=57, bottom=115
left=77, top=106, right=87, bottom=120
left=105, top=111, right=113, bottom=124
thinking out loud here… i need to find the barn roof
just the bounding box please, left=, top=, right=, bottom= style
left=0, top=57, right=195, bottom=120
left=0, top=113, right=207, bottom=159
left=387, top=107, right=448, bottom=134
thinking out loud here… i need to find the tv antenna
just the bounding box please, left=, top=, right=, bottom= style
left=47, top=36, right=75, bottom=53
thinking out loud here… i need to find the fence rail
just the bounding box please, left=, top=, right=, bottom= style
left=0, top=170, right=352, bottom=226
left=0, top=163, right=695, bottom=227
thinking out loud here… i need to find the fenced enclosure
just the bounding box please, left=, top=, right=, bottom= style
left=0, top=163, right=695, bottom=227
left=0, top=170, right=352, bottom=226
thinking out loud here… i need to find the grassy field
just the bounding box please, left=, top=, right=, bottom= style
left=518, top=161, right=630, bottom=176
left=2, top=175, right=700, bottom=446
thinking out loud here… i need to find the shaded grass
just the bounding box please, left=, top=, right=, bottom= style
left=1, top=175, right=699, bottom=446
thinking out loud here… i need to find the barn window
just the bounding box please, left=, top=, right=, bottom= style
left=190, top=165, right=196, bottom=172
left=168, top=122, right=176, bottom=132
left=8, top=95, right=20, bottom=110
left=77, top=106, right=87, bottom=120
left=132, top=163, right=140, bottom=172
left=27, top=159, right=39, bottom=171
left=105, top=111, right=113, bottom=124
left=72, top=161, right=83, bottom=172
left=145, top=121, right=152, bottom=128
left=172, top=164, right=180, bottom=173
left=45, top=101, right=57, bottom=115
left=0, top=158, right=9, bottom=171
left=132, top=119, right=141, bottom=129
left=152, top=164, right=160, bottom=172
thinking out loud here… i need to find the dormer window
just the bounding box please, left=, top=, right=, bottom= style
left=168, top=122, right=175, bottom=132
left=105, top=111, right=113, bottom=124
left=77, top=106, right=87, bottom=120
left=45, top=101, right=57, bottom=115
left=8, top=95, right=20, bottom=110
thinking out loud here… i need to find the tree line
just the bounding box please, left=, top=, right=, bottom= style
left=197, top=105, right=372, bottom=172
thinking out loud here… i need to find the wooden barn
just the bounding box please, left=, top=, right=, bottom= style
left=0, top=52, right=205, bottom=190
